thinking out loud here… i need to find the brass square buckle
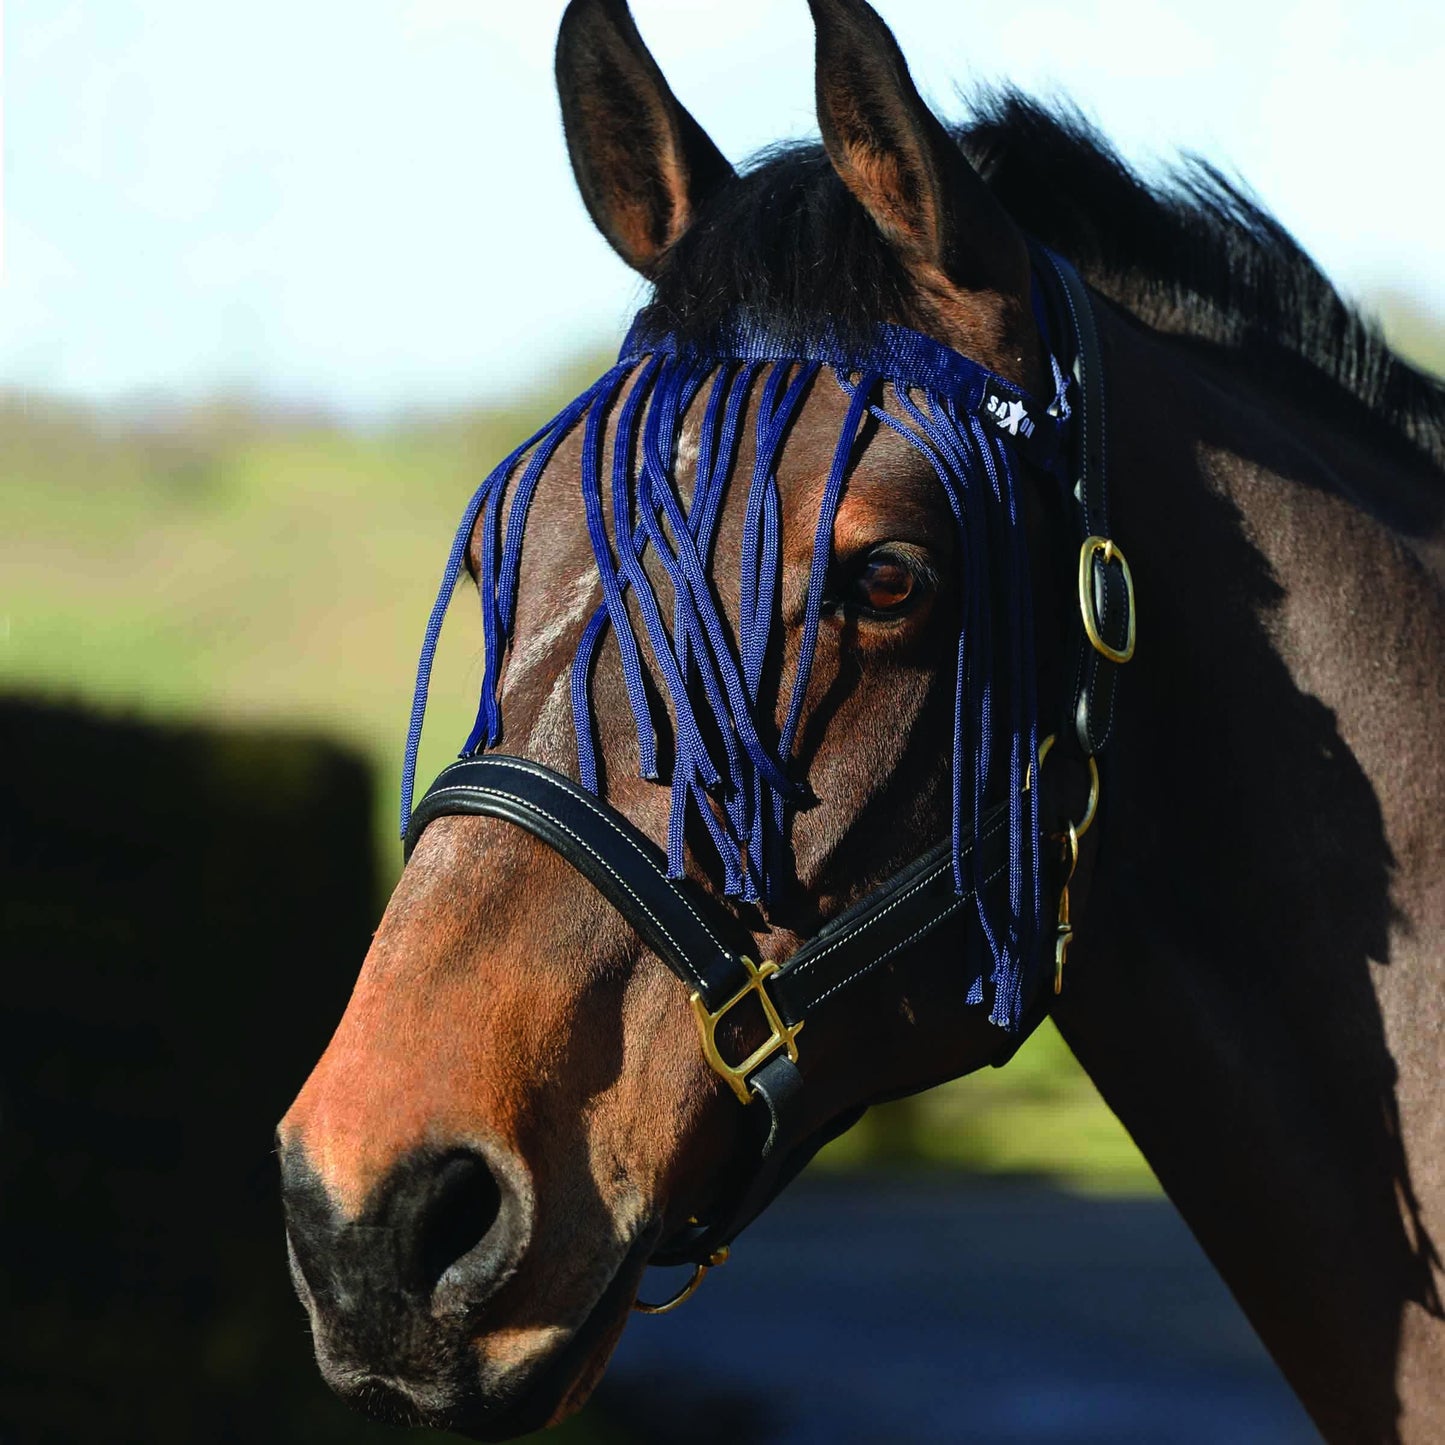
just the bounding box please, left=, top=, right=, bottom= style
left=689, top=956, right=803, bottom=1105
left=1078, top=535, right=1136, bottom=664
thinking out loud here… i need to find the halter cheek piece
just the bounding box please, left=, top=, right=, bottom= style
left=403, top=250, right=1133, bottom=1289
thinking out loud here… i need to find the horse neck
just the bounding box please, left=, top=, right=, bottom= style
left=1049, top=304, right=1445, bottom=1443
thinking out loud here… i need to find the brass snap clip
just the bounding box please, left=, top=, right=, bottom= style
left=1054, top=823, right=1080, bottom=995
left=1027, top=736, right=1096, bottom=996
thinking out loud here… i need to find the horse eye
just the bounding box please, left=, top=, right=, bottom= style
left=846, top=551, right=919, bottom=616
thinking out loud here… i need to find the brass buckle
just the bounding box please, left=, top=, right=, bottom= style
left=689, top=956, right=802, bottom=1106
left=1078, top=536, right=1136, bottom=664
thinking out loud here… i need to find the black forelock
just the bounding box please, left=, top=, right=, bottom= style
left=635, top=141, right=919, bottom=354
left=636, top=88, right=1445, bottom=472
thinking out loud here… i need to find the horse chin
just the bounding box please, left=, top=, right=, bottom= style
left=312, top=1231, right=654, bottom=1442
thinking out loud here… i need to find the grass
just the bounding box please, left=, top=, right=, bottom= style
left=0, top=386, right=563, bottom=858
left=816, top=1019, right=1158, bottom=1196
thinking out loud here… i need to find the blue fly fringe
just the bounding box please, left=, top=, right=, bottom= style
left=401, top=312, right=1070, bottom=1031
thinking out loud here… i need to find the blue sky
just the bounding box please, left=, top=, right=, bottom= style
left=4, top=0, right=1444, bottom=416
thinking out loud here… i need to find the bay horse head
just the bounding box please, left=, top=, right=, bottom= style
left=279, top=0, right=1121, bottom=1434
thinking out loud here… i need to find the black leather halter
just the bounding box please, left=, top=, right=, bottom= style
left=403, top=251, right=1134, bottom=1270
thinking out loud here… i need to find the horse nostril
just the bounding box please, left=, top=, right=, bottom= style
left=412, top=1150, right=504, bottom=1292
left=280, top=1141, right=527, bottom=1326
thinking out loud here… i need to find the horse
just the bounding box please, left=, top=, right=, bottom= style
left=277, top=1, right=1445, bottom=1439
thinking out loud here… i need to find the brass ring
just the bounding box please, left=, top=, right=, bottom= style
left=1031, top=734, right=1100, bottom=840
left=633, top=1264, right=708, bottom=1315
left=632, top=1245, right=730, bottom=1315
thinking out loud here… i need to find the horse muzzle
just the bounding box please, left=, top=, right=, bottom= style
left=279, top=1128, right=661, bottom=1437
left=278, top=1136, right=552, bottom=1434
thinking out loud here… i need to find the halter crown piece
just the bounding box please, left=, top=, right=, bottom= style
left=401, top=290, right=1075, bottom=1033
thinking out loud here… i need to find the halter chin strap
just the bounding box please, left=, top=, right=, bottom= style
left=402, top=250, right=1132, bottom=1270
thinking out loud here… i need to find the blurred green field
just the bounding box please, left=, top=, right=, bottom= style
left=0, top=375, right=610, bottom=848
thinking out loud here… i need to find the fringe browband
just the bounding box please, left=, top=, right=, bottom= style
left=401, top=314, right=1071, bottom=1030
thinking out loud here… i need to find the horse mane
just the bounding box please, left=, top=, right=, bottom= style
left=642, top=89, right=1445, bottom=476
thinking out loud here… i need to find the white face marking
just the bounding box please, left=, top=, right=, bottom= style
left=673, top=426, right=699, bottom=484
left=501, top=566, right=599, bottom=706
left=521, top=663, right=578, bottom=764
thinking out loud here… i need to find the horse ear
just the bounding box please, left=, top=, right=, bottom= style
left=806, top=0, right=1029, bottom=302
left=556, top=0, right=734, bottom=276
